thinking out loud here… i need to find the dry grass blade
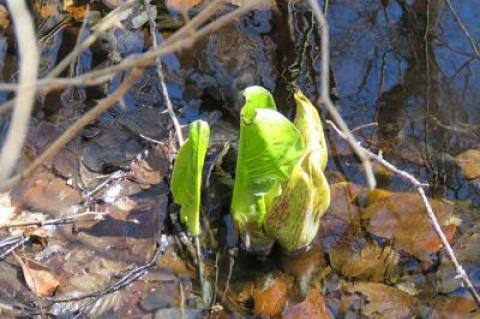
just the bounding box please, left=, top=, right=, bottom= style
left=0, top=0, right=39, bottom=181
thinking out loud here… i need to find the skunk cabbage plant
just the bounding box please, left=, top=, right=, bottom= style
left=171, top=120, right=210, bottom=236
left=265, top=90, right=330, bottom=252
left=231, top=86, right=304, bottom=252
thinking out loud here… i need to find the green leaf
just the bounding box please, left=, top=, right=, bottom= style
left=231, top=86, right=303, bottom=251
left=265, top=90, right=330, bottom=251
left=171, top=120, right=210, bottom=236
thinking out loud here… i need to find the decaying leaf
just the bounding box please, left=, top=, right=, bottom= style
left=341, top=282, right=418, bottom=318
left=14, top=253, right=60, bottom=297
left=429, top=296, right=480, bottom=319
left=253, top=275, right=288, bottom=316
left=455, top=149, right=480, bottom=180
left=329, top=239, right=400, bottom=283
left=283, top=289, right=331, bottom=319
left=363, top=193, right=458, bottom=265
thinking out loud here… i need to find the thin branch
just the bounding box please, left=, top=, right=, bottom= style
left=23, top=0, right=268, bottom=92
left=328, top=120, right=480, bottom=306
left=0, top=0, right=39, bottom=181
left=307, top=0, right=376, bottom=189
left=444, top=0, right=480, bottom=59
left=0, top=236, right=30, bottom=260
left=0, top=69, right=143, bottom=192
left=145, top=0, right=184, bottom=147
left=49, top=243, right=163, bottom=319
left=0, top=212, right=106, bottom=229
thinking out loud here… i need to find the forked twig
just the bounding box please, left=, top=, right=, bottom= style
left=328, top=120, right=480, bottom=306
left=307, top=0, right=376, bottom=190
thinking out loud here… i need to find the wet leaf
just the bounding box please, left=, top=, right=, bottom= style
left=252, top=275, right=288, bottom=316
left=341, top=282, right=418, bottom=318
left=12, top=173, right=82, bottom=216
left=14, top=253, right=60, bottom=297
left=363, top=193, right=457, bottom=264
left=282, top=289, right=331, bottom=319
left=429, top=296, right=480, bottom=319
left=455, top=149, right=480, bottom=180
left=329, top=238, right=399, bottom=283
left=437, top=231, right=480, bottom=293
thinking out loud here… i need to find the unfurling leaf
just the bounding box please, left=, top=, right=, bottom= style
left=265, top=90, right=330, bottom=252
left=171, top=120, right=210, bottom=236
left=231, top=86, right=303, bottom=252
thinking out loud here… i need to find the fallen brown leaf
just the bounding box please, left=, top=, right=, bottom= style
left=14, top=253, right=60, bottom=297
left=363, top=193, right=458, bottom=265
left=455, top=149, right=480, bottom=180
left=253, top=275, right=288, bottom=316
left=283, top=289, right=331, bottom=319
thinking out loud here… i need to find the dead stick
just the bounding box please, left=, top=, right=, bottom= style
left=0, top=212, right=106, bottom=229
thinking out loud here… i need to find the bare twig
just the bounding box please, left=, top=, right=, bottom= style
left=444, top=0, right=480, bottom=59
left=328, top=120, right=480, bottom=306
left=145, top=0, right=184, bottom=147
left=0, top=69, right=143, bottom=191
left=50, top=243, right=162, bottom=319
left=0, top=0, right=39, bottom=181
left=0, top=212, right=106, bottom=229
left=308, top=0, right=376, bottom=189
left=0, top=236, right=30, bottom=260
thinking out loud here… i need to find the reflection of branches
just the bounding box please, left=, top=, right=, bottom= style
left=0, top=0, right=269, bottom=191
left=444, top=0, right=480, bottom=59
left=308, top=0, right=376, bottom=189
left=0, top=0, right=137, bottom=116
left=0, top=1, right=39, bottom=181
left=328, top=120, right=480, bottom=307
